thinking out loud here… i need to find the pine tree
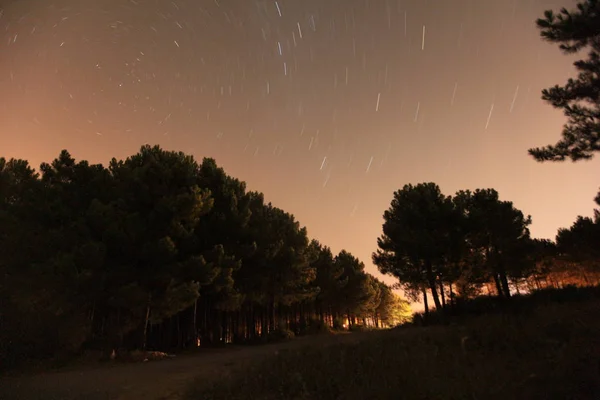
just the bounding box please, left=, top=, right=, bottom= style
left=454, top=189, right=532, bottom=298
left=373, top=183, right=456, bottom=310
left=529, top=0, right=600, bottom=161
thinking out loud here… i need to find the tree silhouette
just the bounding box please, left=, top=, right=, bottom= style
left=556, top=195, right=600, bottom=264
left=373, top=183, right=541, bottom=308
left=373, top=183, right=456, bottom=311
left=308, top=240, right=347, bottom=324
left=529, top=0, right=600, bottom=161
left=102, top=145, right=214, bottom=350
left=526, top=196, right=600, bottom=288
left=191, top=158, right=249, bottom=345
left=336, top=250, right=369, bottom=326
left=454, top=189, right=532, bottom=298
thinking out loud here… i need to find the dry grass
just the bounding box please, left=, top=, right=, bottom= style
left=186, top=297, right=600, bottom=400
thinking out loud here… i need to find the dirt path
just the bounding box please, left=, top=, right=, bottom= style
left=0, top=333, right=370, bottom=400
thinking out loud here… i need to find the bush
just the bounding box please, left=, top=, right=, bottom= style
left=528, top=284, right=600, bottom=303
left=290, top=317, right=331, bottom=336
left=267, top=328, right=295, bottom=342
left=305, top=319, right=333, bottom=335
left=348, top=324, right=371, bottom=332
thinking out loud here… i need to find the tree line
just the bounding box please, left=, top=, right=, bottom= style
left=372, top=183, right=600, bottom=313
left=0, top=146, right=409, bottom=368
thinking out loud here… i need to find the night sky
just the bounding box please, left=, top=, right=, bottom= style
left=1, top=0, right=599, bottom=292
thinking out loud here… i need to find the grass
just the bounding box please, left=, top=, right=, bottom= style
left=186, top=291, right=600, bottom=400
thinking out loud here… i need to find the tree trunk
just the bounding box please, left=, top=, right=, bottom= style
left=261, top=308, right=268, bottom=338
left=269, top=296, right=276, bottom=333
left=90, top=302, right=95, bottom=323
left=493, top=274, right=504, bottom=297
left=425, top=260, right=442, bottom=309
left=499, top=271, right=511, bottom=298
left=422, top=287, right=429, bottom=315
left=249, top=304, right=256, bottom=339
left=142, top=294, right=151, bottom=351
left=176, top=314, right=181, bottom=349
left=203, top=297, right=210, bottom=345
left=439, top=280, right=446, bottom=308
left=581, top=268, right=590, bottom=285
left=193, top=298, right=198, bottom=347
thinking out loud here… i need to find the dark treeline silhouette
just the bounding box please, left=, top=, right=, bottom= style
left=373, top=182, right=600, bottom=314
left=0, top=145, right=409, bottom=369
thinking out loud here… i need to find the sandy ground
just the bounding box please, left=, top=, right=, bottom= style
left=0, top=332, right=370, bottom=400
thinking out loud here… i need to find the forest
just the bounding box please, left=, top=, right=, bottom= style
left=0, top=147, right=409, bottom=369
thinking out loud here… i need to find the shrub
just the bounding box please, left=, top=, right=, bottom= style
left=305, top=319, right=333, bottom=335
left=267, top=328, right=295, bottom=342
left=348, top=324, right=370, bottom=332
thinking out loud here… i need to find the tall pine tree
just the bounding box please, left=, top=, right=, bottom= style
left=529, top=0, right=600, bottom=161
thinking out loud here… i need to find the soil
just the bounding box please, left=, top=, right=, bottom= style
left=0, top=332, right=369, bottom=400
